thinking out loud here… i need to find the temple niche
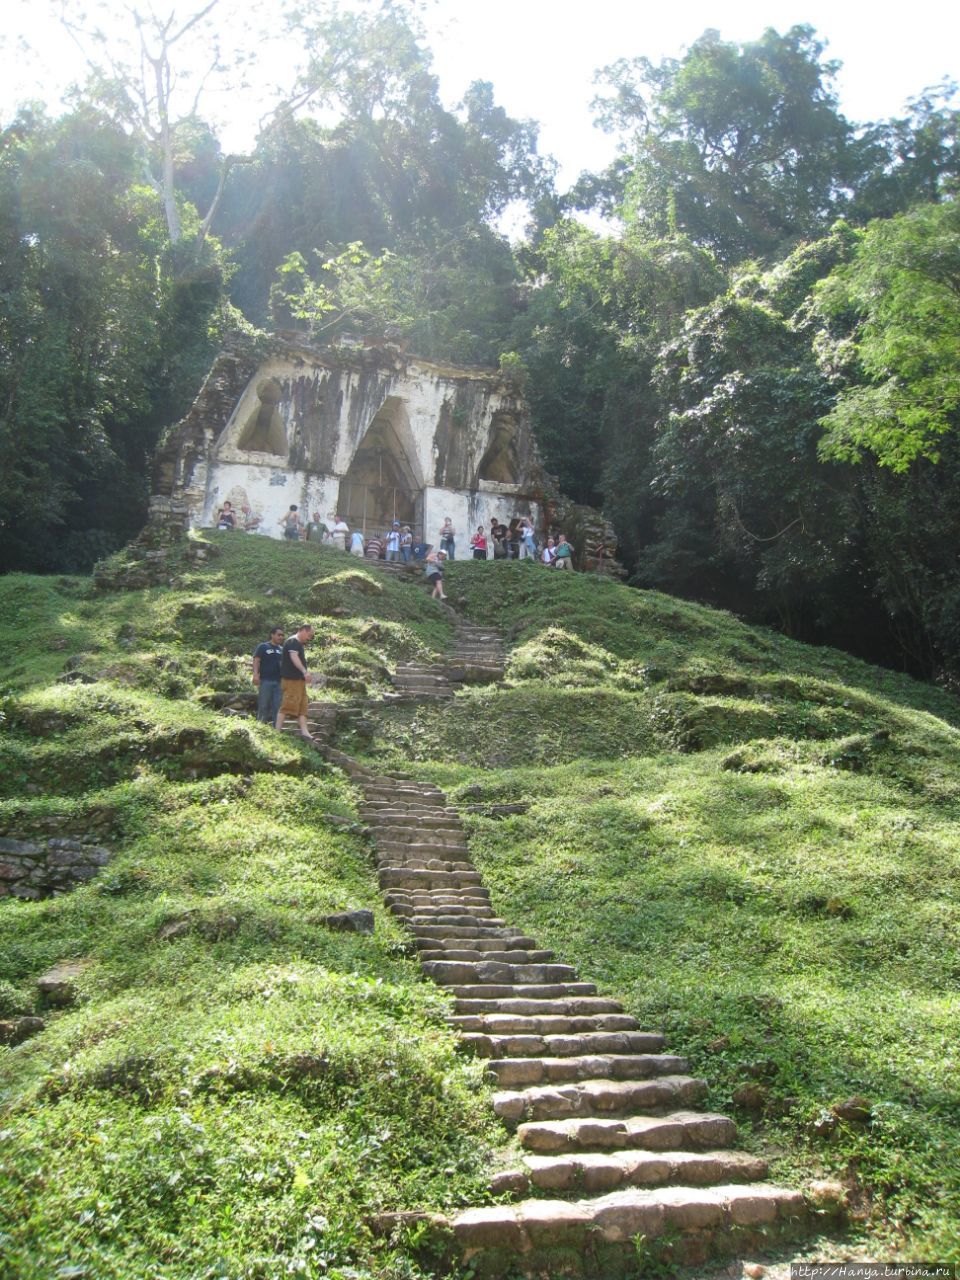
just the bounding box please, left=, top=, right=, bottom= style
left=236, top=379, right=287, bottom=455
left=149, top=334, right=546, bottom=547
left=477, top=413, right=520, bottom=485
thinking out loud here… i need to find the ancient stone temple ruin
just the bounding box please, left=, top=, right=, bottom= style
left=150, top=334, right=550, bottom=546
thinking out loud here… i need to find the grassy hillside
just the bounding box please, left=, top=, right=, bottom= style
left=1, top=535, right=959, bottom=1274
left=367, top=562, right=960, bottom=1261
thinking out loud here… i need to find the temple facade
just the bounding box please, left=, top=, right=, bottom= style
left=150, top=334, right=545, bottom=546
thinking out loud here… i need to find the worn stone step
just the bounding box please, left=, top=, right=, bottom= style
left=379, top=857, right=476, bottom=874
left=387, top=891, right=487, bottom=905
left=378, top=869, right=485, bottom=890
left=410, top=925, right=529, bottom=942
left=485, top=1053, right=688, bottom=1088
left=517, top=1109, right=738, bottom=1155
left=394, top=910, right=503, bottom=926
left=423, top=961, right=578, bottom=987
left=419, top=949, right=556, bottom=965
left=379, top=860, right=476, bottom=876
left=450, top=1182, right=807, bottom=1260
left=387, top=891, right=492, bottom=908
left=365, top=818, right=465, bottom=834
left=454, top=997, right=625, bottom=1017
left=393, top=679, right=452, bottom=690
left=446, top=982, right=598, bottom=1000
left=369, top=801, right=453, bottom=813
left=512, top=1148, right=768, bottom=1195
left=492, top=1074, right=708, bottom=1125
left=361, top=799, right=455, bottom=810
left=363, top=803, right=461, bottom=817
left=362, top=785, right=444, bottom=800
left=361, top=796, right=457, bottom=807
left=393, top=902, right=494, bottom=917
left=459, top=1029, right=664, bottom=1057
left=388, top=890, right=491, bottom=905
left=413, top=934, right=538, bottom=951
left=376, top=842, right=471, bottom=859
left=449, top=1012, right=637, bottom=1034
left=377, top=841, right=472, bottom=858
left=383, top=691, right=455, bottom=703
left=389, top=898, right=493, bottom=913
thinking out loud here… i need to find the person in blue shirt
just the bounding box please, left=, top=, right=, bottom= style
left=252, top=627, right=285, bottom=725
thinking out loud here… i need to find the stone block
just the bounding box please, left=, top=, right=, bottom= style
left=726, top=1191, right=779, bottom=1226
left=452, top=1205, right=525, bottom=1252
left=516, top=1199, right=592, bottom=1245
left=319, top=910, right=375, bottom=935
left=656, top=1186, right=726, bottom=1230
left=590, top=1193, right=665, bottom=1243
left=0, top=838, right=43, bottom=856
left=0, top=1016, right=45, bottom=1046
left=37, top=960, right=89, bottom=1006
left=488, top=1169, right=529, bottom=1197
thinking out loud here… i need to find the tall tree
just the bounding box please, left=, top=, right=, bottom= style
left=55, top=0, right=251, bottom=250
left=222, top=5, right=552, bottom=323
left=638, top=226, right=865, bottom=636
left=0, top=105, right=224, bottom=572
left=587, top=26, right=862, bottom=263
left=510, top=221, right=724, bottom=534
left=816, top=199, right=960, bottom=471
left=851, top=83, right=960, bottom=222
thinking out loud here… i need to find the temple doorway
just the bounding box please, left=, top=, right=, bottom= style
left=338, top=399, right=423, bottom=538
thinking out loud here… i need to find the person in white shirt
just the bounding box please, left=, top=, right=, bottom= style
left=331, top=514, right=349, bottom=552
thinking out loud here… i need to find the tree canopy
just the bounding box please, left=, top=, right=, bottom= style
left=2, top=7, right=960, bottom=681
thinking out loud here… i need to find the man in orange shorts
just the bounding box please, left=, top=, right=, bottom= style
left=276, top=623, right=317, bottom=740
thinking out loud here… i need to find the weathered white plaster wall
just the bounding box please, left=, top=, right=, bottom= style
left=421, top=487, right=539, bottom=554
left=201, top=462, right=337, bottom=534
left=175, top=341, right=542, bottom=542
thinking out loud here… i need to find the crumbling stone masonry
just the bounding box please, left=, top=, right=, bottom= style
left=0, top=837, right=110, bottom=900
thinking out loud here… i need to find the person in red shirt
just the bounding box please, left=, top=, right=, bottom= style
left=470, top=526, right=488, bottom=560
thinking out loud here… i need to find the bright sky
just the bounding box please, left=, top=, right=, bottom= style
left=4, top=0, right=958, bottom=189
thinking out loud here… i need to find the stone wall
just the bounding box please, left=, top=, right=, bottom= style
left=0, top=837, right=110, bottom=900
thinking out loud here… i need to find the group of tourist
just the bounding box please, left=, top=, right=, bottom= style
left=216, top=503, right=577, bottom=579
left=440, top=517, right=573, bottom=569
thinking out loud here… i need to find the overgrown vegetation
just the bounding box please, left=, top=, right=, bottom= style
left=0, top=537, right=497, bottom=1280
left=2, top=543, right=960, bottom=1269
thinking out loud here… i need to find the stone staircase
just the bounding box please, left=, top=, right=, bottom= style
left=303, top=613, right=816, bottom=1276
left=387, top=620, right=506, bottom=703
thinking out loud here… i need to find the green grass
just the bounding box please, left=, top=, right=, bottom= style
left=3, top=544, right=960, bottom=1272
left=0, top=537, right=496, bottom=1280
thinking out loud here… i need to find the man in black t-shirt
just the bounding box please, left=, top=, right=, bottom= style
left=252, top=627, right=285, bottom=725
left=276, top=623, right=317, bottom=739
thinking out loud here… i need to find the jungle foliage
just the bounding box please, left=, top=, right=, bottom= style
left=2, top=5, right=960, bottom=679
